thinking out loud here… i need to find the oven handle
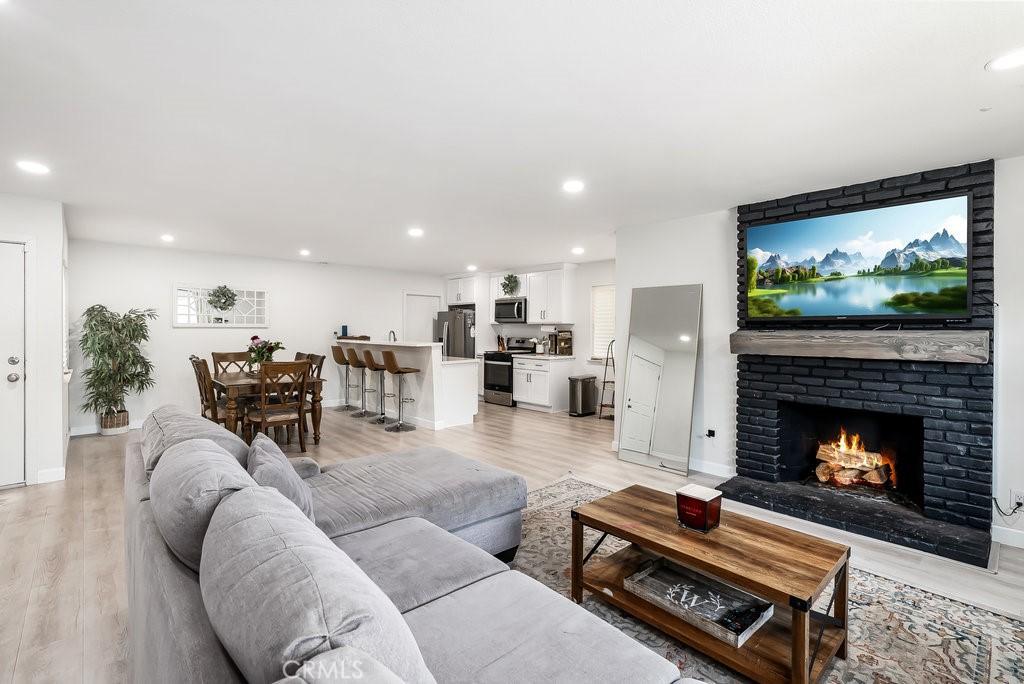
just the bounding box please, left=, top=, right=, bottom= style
left=485, top=360, right=512, bottom=366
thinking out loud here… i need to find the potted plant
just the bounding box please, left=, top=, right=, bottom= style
left=247, top=335, right=284, bottom=370
left=501, top=273, right=520, bottom=297
left=79, top=305, right=158, bottom=435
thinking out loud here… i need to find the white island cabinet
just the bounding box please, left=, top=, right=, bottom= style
left=333, top=340, right=478, bottom=429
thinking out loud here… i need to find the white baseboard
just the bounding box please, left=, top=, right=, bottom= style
left=69, top=420, right=144, bottom=437
left=992, top=524, right=1024, bottom=550
left=35, top=467, right=66, bottom=483
left=687, top=456, right=737, bottom=479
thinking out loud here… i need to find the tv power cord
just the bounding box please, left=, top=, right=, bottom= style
left=993, top=498, right=1023, bottom=517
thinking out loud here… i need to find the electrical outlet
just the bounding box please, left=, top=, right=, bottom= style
left=1013, top=490, right=1024, bottom=508
left=706, top=429, right=716, bottom=438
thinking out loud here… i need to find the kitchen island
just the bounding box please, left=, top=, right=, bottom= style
left=333, top=340, right=478, bottom=429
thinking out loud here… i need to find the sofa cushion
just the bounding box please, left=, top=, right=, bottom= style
left=247, top=434, right=314, bottom=521
left=403, top=571, right=682, bottom=683
left=142, top=404, right=248, bottom=474
left=288, top=456, right=321, bottom=479
left=308, top=447, right=527, bottom=540
left=275, top=646, right=403, bottom=684
left=333, top=517, right=508, bottom=613
left=149, top=439, right=256, bottom=572
left=200, top=487, right=436, bottom=684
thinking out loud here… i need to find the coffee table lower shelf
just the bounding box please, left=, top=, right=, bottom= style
left=581, top=546, right=845, bottom=684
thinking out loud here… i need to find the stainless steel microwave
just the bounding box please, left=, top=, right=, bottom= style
left=494, top=297, right=527, bottom=324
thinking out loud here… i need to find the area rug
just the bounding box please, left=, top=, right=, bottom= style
left=510, top=477, right=1024, bottom=683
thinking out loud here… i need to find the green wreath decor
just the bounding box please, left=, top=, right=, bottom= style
left=501, top=273, right=520, bottom=297
left=207, top=285, right=238, bottom=312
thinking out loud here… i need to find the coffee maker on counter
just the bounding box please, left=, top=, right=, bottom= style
left=546, top=330, right=573, bottom=356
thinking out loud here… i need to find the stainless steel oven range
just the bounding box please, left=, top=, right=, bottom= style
left=483, top=338, right=535, bottom=406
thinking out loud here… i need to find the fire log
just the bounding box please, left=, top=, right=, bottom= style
left=861, top=463, right=893, bottom=485
left=815, top=461, right=843, bottom=483
left=815, top=443, right=884, bottom=469
left=832, top=468, right=864, bottom=486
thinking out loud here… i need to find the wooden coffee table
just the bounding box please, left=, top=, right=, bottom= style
left=571, top=485, right=850, bottom=684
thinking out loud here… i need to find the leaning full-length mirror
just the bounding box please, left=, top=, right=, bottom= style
left=618, top=284, right=703, bottom=473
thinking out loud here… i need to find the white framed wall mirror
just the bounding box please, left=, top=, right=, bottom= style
left=618, top=284, right=703, bottom=473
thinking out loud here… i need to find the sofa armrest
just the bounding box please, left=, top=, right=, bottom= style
left=288, top=456, right=321, bottom=479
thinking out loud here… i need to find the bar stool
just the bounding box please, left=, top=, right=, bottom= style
left=344, top=348, right=375, bottom=418
left=382, top=350, right=419, bottom=433
left=330, top=346, right=358, bottom=412
left=362, top=350, right=397, bottom=425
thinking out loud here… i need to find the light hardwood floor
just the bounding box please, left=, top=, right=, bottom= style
left=2, top=401, right=1022, bottom=683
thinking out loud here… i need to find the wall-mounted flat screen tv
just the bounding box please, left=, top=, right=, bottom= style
left=744, top=194, right=971, bottom=322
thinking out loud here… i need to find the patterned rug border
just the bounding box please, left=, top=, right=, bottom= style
left=525, top=475, right=1020, bottom=626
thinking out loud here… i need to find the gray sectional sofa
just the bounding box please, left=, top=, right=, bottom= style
left=126, top=405, right=682, bottom=683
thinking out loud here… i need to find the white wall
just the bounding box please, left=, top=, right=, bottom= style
left=0, top=194, right=68, bottom=484
left=993, top=155, right=1024, bottom=548
left=67, top=240, right=442, bottom=433
left=615, top=210, right=738, bottom=477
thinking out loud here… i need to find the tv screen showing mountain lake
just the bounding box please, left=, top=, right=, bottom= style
left=745, top=195, right=970, bottom=318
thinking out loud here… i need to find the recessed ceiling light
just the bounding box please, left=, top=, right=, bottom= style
left=160, top=234, right=174, bottom=243
left=986, top=48, right=1024, bottom=72
left=679, top=335, right=691, bottom=343
left=16, top=160, right=50, bottom=175
left=299, top=249, right=311, bottom=257
left=407, top=226, right=424, bottom=237
left=571, top=246, right=585, bottom=255
left=562, top=178, right=585, bottom=194
left=466, top=265, right=478, bottom=272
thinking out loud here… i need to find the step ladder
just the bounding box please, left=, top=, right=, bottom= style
left=598, top=339, right=615, bottom=420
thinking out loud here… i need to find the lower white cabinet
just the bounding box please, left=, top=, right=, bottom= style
left=512, top=358, right=573, bottom=411
left=477, top=358, right=485, bottom=396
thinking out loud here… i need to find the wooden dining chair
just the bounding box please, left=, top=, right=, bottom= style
left=293, top=352, right=326, bottom=434
left=189, top=355, right=228, bottom=426
left=211, top=351, right=251, bottom=374
left=243, top=361, right=311, bottom=452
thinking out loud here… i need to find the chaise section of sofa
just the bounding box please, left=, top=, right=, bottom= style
left=307, top=447, right=527, bottom=555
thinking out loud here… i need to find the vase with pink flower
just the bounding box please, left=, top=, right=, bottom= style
left=247, top=335, right=285, bottom=372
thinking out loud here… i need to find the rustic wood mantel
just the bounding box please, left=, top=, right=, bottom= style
left=729, top=329, right=990, bottom=364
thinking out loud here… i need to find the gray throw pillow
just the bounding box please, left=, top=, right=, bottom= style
left=247, top=434, right=315, bottom=521
left=200, top=487, right=436, bottom=684
left=149, top=438, right=256, bottom=571
left=142, top=404, right=248, bottom=474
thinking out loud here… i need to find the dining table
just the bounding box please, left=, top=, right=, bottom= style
left=211, top=371, right=326, bottom=444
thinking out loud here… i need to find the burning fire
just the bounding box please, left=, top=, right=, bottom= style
left=829, top=427, right=882, bottom=469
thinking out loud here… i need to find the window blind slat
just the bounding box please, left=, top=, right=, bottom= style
left=591, top=284, right=616, bottom=359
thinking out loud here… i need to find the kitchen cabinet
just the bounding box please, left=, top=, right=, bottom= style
left=525, top=266, right=574, bottom=324
left=446, top=276, right=477, bottom=305
left=512, top=357, right=574, bottom=411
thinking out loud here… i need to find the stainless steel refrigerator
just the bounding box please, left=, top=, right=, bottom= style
left=434, top=308, right=475, bottom=358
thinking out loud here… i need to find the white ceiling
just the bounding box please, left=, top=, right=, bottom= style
left=2, top=1, right=1023, bottom=275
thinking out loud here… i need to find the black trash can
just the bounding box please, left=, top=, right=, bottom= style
left=568, top=375, right=597, bottom=416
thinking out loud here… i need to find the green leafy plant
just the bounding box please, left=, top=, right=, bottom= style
left=79, top=305, right=157, bottom=417
left=207, top=285, right=238, bottom=312
left=501, top=273, right=520, bottom=296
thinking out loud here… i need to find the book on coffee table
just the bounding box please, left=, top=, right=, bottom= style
left=624, top=558, right=774, bottom=648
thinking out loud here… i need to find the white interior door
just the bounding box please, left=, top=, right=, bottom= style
left=620, top=338, right=664, bottom=456
left=404, top=293, right=442, bottom=343
left=0, top=242, right=26, bottom=487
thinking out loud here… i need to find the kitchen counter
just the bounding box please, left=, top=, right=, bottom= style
left=333, top=341, right=477, bottom=429
left=441, top=356, right=479, bottom=366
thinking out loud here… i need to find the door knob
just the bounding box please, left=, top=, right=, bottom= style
left=7, top=356, right=18, bottom=365
left=7, top=373, right=20, bottom=383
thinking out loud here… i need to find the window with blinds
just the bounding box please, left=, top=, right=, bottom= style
left=591, top=284, right=616, bottom=359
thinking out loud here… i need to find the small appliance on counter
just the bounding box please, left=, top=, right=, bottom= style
left=547, top=330, right=573, bottom=356
left=483, top=337, right=535, bottom=406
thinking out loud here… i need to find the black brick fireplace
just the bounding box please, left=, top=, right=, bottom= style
left=718, top=161, right=994, bottom=567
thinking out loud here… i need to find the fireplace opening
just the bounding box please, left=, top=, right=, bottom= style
left=777, top=402, right=924, bottom=510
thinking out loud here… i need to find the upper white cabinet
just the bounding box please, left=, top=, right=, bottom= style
left=446, top=275, right=477, bottom=305
left=526, top=266, right=575, bottom=324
